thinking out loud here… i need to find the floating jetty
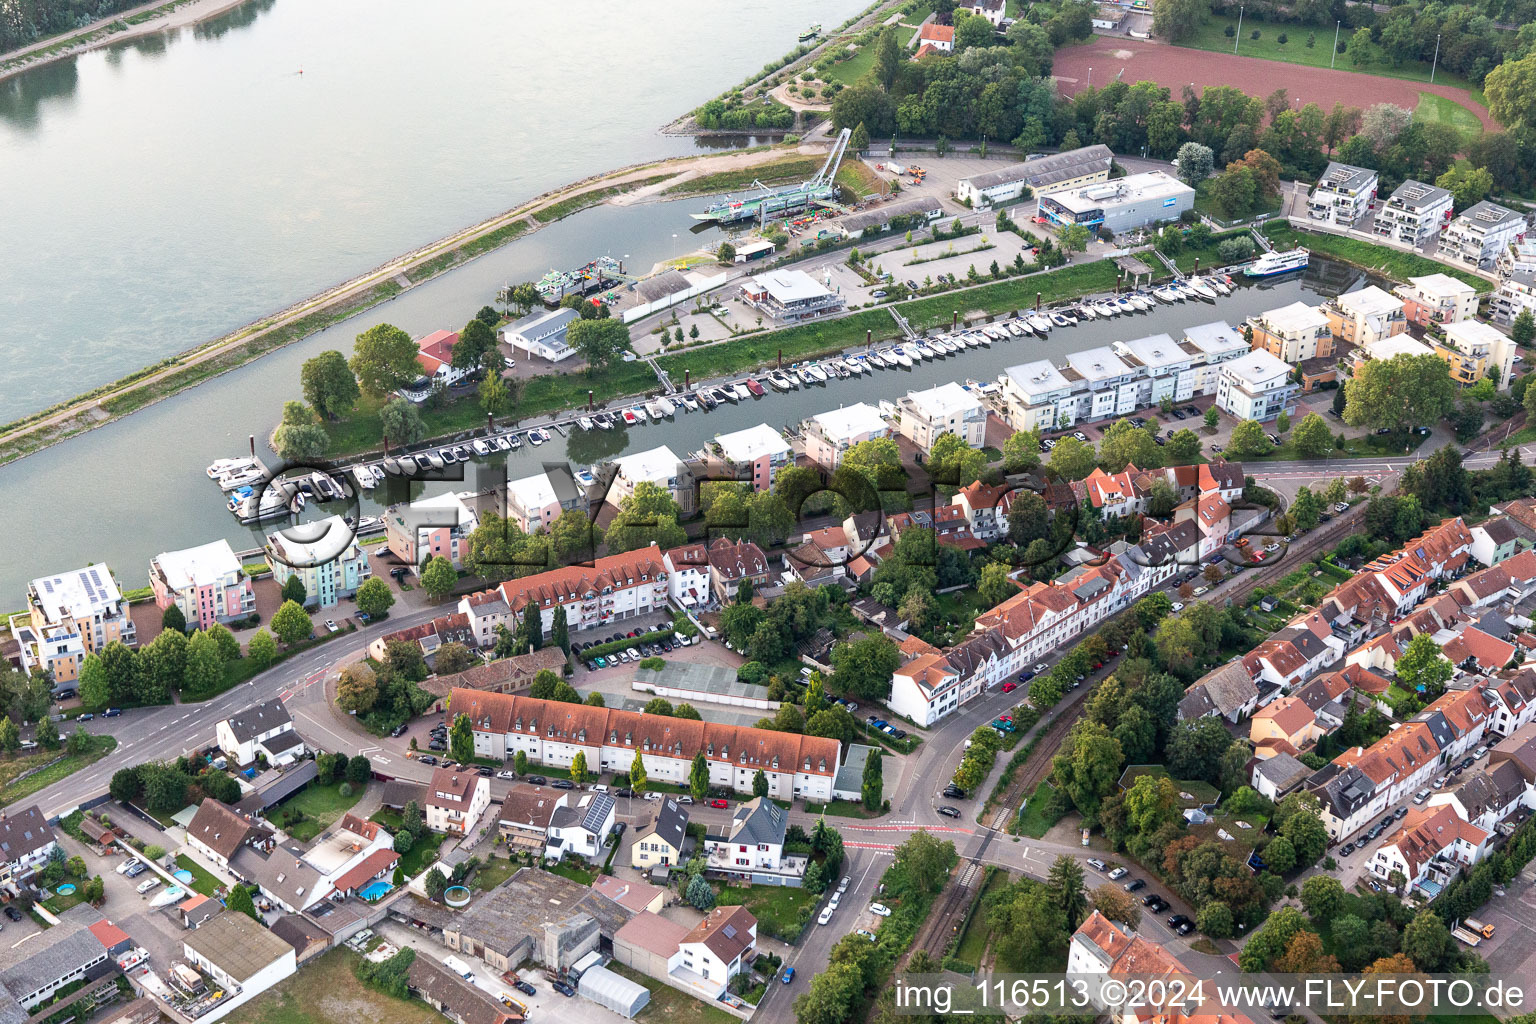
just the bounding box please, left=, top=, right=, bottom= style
left=691, top=128, right=851, bottom=224
left=534, top=256, right=629, bottom=305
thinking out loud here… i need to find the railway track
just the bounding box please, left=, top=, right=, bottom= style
left=912, top=834, right=994, bottom=960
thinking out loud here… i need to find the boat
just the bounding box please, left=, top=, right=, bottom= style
left=350, top=465, right=379, bottom=490
left=1186, top=278, right=1218, bottom=300
left=680, top=394, right=699, bottom=411
left=1132, top=292, right=1154, bottom=310
left=1076, top=303, right=1097, bottom=319
left=494, top=436, right=511, bottom=451
left=795, top=368, right=815, bottom=385
left=1244, top=248, right=1309, bottom=277
left=1048, top=311, right=1073, bottom=328
left=1211, top=276, right=1232, bottom=296
left=864, top=350, right=886, bottom=369
left=807, top=364, right=829, bottom=383
left=621, top=409, right=639, bottom=426
left=356, top=515, right=382, bottom=533
left=382, top=457, right=401, bottom=476
left=534, top=255, right=626, bottom=305
left=472, top=439, right=490, bottom=456
left=1000, top=321, right=1021, bottom=338
left=1153, top=286, right=1181, bottom=303
left=847, top=355, right=870, bottom=373
left=632, top=405, right=650, bottom=421
left=207, top=457, right=258, bottom=480
left=895, top=347, right=917, bottom=367
left=744, top=378, right=765, bottom=397
left=424, top=451, right=445, bottom=470
left=1028, top=313, right=1053, bottom=333
left=645, top=400, right=665, bottom=419
left=230, top=486, right=301, bottom=523
left=698, top=389, right=718, bottom=409
left=914, top=343, right=936, bottom=360
left=767, top=372, right=794, bottom=391
left=529, top=428, right=551, bottom=446
left=942, top=338, right=963, bottom=353
left=657, top=397, right=677, bottom=416
left=574, top=469, right=596, bottom=487
left=217, top=466, right=266, bottom=491
left=731, top=382, right=752, bottom=399
left=693, top=127, right=850, bottom=223
left=149, top=885, right=186, bottom=908
left=798, top=22, right=820, bottom=42
left=578, top=417, right=594, bottom=431
left=508, top=432, right=525, bottom=448
left=1111, top=296, right=1133, bottom=314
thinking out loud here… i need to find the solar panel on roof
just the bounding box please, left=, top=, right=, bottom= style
left=723, top=925, right=737, bottom=938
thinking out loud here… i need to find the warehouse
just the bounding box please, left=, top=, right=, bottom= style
left=1037, top=171, right=1194, bottom=235
left=577, top=964, right=651, bottom=1018
left=956, top=145, right=1113, bottom=207
left=835, top=197, right=943, bottom=239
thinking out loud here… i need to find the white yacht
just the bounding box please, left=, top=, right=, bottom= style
left=1028, top=313, right=1052, bottom=333
left=1244, top=248, right=1309, bottom=277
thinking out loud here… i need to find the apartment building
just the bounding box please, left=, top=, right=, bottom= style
left=1436, top=319, right=1518, bottom=390
left=1396, top=273, right=1480, bottom=327
left=458, top=546, right=670, bottom=647
left=266, top=516, right=371, bottom=609
left=12, top=564, right=136, bottom=683
left=712, top=424, right=791, bottom=492
left=1367, top=803, right=1492, bottom=892
left=955, top=144, right=1113, bottom=207
left=606, top=445, right=692, bottom=512
left=705, top=537, right=770, bottom=603
left=1215, top=349, right=1298, bottom=422
left=149, top=540, right=256, bottom=631
left=383, top=491, right=487, bottom=573
left=1441, top=201, right=1527, bottom=270
left=425, top=766, right=491, bottom=836
left=1181, top=321, right=1253, bottom=393
left=1372, top=179, right=1453, bottom=247
left=803, top=403, right=890, bottom=470
left=0, top=806, right=59, bottom=893
left=1110, top=333, right=1203, bottom=406
left=450, top=689, right=842, bottom=802
left=951, top=481, right=1016, bottom=541
left=895, top=381, right=986, bottom=452
left=1307, top=161, right=1377, bottom=226
left=505, top=470, right=586, bottom=535
left=1248, top=301, right=1333, bottom=362
left=1325, top=285, right=1407, bottom=346
left=1491, top=272, right=1536, bottom=327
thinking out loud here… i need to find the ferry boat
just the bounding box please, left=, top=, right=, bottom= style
left=1245, top=248, right=1309, bottom=277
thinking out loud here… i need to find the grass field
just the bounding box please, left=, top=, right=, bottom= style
left=662, top=156, right=823, bottom=197
left=1414, top=92, right=1483, bottom=141
left=270, top=782, right=366, bottom=842
left=0, top=735, right=117, bottom=809
left=953, top=868, right=1011, bottom=966
left=836, top=159, right=890, bottom=198
left=1192, top=181, right=1282, bottom=230
left=1014, top=781, right=1066, bottom=839
left=370, top=810, right=446, bottom=877
left=717, top=883, right=819, bottom=942
left=225, top=948, right=445, bottom=1024
left=1263, top=222, right=1492, bottom=291
left=825, top=43, right=877, bottom=86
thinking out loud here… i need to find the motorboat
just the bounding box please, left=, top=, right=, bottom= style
left=574, top=469, right=595, bottom=487
left=744, top=378, right=765, bottom=396
left=1208, top=276, right=1232, bottom=295
left=508, top=432, right=525, bottom=448
left=1186, top=278, right=1218, bottom=300
left=1094, top=301, right=1119, bottom=318
left=767, top=372, right=794, bottom=391
left=217, top=466, right=267, bottom=491
left=645, top=400, right=665, bottom=418
left=382, top=457, right=401, bottom=476
left=1076, top=302, right=1097, bottom=319
left=1153, top=286, right=1181, bottom=303
left=808, top=364, right=829, bottom=383
left=1028, top=313, right=1053, bottom=333
left=864, top=350, right=886, bottom=368
left=207, top=457, right=258, bottom=479
left=795, top=367, right=815, bottom=385
left=1048, top=311, right=1073, bottom=328
left=658, top=397, right=677, bottom=416
left=424, top=451, right=445, bottom=470
left=913, top=342, right=936, bottom=359
left=356, top=515, right=382, bottom=532
left=472, top=439, right=490, bottom=456
left=698, top=389, right=718, bottom=409
left=1114, top=296, right=1136, bottom=314
left=1244, top=248, right=1309, bottom=277
left=621, top=409, right=639, bottom=425
left=529, top=428, right=551, bottom=446
left=494, top=435, right=511, bottom=451
left=350, top=465, right=380, bottom=490
left=731, top=382, right=752, bottom=399
left=679, top=394, right=699, bottom=411
left=887, top=348, right=912, bottom=368
left=1130, top=292, right=1154, bottom=310
left=632, top=405, right=651, bottom=420
left=1003, top=321, right=1024, bottom=337
left=972, top=332, right=991, bottom=347
left=578, top=417, right=594, bottom=431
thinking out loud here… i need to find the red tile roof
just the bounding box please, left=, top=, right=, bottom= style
left=1443, top=627, right=1516, bottom=672
left=475, top=547, right=668, bottom=616
left=416, top=329, right=459, bottom=376
left=87, top=920, right=131, bottom=951
left=918, top=23, right=955, bottom=42
left=332, top=848, right=400, bottom=893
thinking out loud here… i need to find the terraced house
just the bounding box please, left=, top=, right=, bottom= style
left=459, top=545, right=671, bottom=646
left=449, top=689, right=842, bottom=801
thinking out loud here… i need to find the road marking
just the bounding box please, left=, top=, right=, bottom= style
left=845, top=841, right=897, bottom=850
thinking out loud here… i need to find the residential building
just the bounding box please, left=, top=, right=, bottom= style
left=1325, top=285, right=1407, bottom=346
left=890, top=650, right=965, bottom=727
left=1349, top=335, right=1436, bottom=374
left=367, top=612, right=475, bottom=662
left=1427, top=760, right=1531, bottom=833
left=12, top=564, right=136, bottom=684
left=1436, top=319, right=1518, bottom=390
left=1036, top=171, right=1195, bottom=234
left=914, top=22, right=954, bottom=51
left=184, top=801, right=274, bottom=869
left=803, top=403, right=890, bottom=469
left=0, top=806, right=58, bottom=893
left=546, top=793, right=616, bottom=861
left=1307, top=162, right=1378, bottom=226
left=459, top=545, right=671, bottom=647
left=437, top=867, right=631, bottom=973
left=965, top=0, right=1005, bottom=26
left=215, top=698, right=306, bottom=767
left=1067, top=911, right=1132, bottom=977
left=1469, top=517, right=1528, bottom=567
left=1396, top=273, right=1479, bottom=327
left=607, top=445, right=692, bottom=511
left=706, top=537, right=770, bottom=603
left=149, top=540, right=256, bottom=630
left=383, top=491, right=486, bottom=573
left=497, top=786, right=567, bottom=851
left=1110, top=333, right=1203, bottom=406
left=505, top=469, right=585, bottom=535
left=952, top=481, right=1016, bottom=542
left=424, top=767, right=490, bottom=836
left=1248, top=301, right=1333, bottom=363
left=266, top=516, right=371, bottom=608
left=1372, top=179, right=1453, bottom=247
left=712, top=424, right=791, bottom=492
left=403, top=329, right=473, bottom=401
left=1440, top=201, right=1526, bottom=270
left=632, top=797, right=688, bottom=871
left=1252, top=752, right=1312, bottom=801
left=1500, top=240, right=1536, bottom=277
left=0, top=921, right=110, bottom=1014
left=1366, top=803, right=1492, bottom=893
left=662, top=543, right=712, bottom=609
left=738, top=269, right=845, bottom=323
left=1250, top=696, right=1325, bottom=755
left=1313, top=722, right=1443, bottom=840
left=955, top=145, right=1113, bottom=207
left=181, top=912, right=297, bottom=1023
left=886, top=506, right=986, bottom=552
left=834, top=197, right=943, bottom=240
left=500, top=307, right=579, bottom=363
left=450, top=689, right=842, bottom=802
left=1182, top=321, right=1252, bottom=393
left=1491, top=272, right=1536, bottom=327
left=704, top=798, right=805, bottom=886
left=591, top=875, right=667, bottom=916
left=1179, top=661, right=1261, bottom=723
left=895, top=381, right=986, bottom=451
left=1215, top=349, right=1298, bottom=422
left=677, top=906, right=757, bottom=999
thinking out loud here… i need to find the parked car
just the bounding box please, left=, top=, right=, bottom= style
left=710, top=798, right=729, bottom=808
left=136, top=877, right=160, bottom=894
left=104, top=708, right=122, bottom=717
left=1124, top=878, right=1146, bottom=892
left=1167, top=914, right=1192, bottom=929
left=551, top=779, right=574, bottom=790
left=942, top=785, right=966, bottom=799
left=1413, top=789, right=1430, bottom=804
left=818, top=906, right=835, bottom=925
left=782, top=967, right=796, bottom=984
left=389, top=724, right=407, bottom=738
left=1107, top=867, right=1128, bottom=880
left=496, top=770, right=516, bottom=780
left=938, top=806, right=962, bottom=818
left=1087, top=858, right=1108, bottom=872
left=477, top=766, right=492, bottom=777
left=591, top=784, right=608, bottom=793
left=855, top=929, right=876, bottom=940
left=124, top=862, right=146, bottom=877
left=1002, top=681, right=1017, bottom=693
left=514, top=981, right=537, bottom=996
left=417, top=755, right=438, bottom=766
left=325, top=619, right=339, bottom=633
left=869, top=903, right=892, bottom=917
left=2, top=907, right=21, bottom=922
left=677, top=795, right=693, bottom=804
left=527, top=775, right=548, bottom=786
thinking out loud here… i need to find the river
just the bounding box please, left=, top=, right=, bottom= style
left=0, top=0, right=853, bottom=422
left=0, top=248, right=1369, bottom=601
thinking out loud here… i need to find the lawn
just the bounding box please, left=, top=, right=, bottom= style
left=802, top=798, right=880, bottom=818
left=952, top=868, right=1010, bottom=967
left=370, top=810, right=446, bottom=878
left=470, top=855, right=519, bottom=892
left=175, top=854, right=225, bottom=898
left=1264, top=222, right=1492, bottom=291
left=716, top=883, right=819, bottom=942
left=1177, top=16, right=1483, bottom=93
left=269, top=782, right=366, bottom=843
left=0, top=735, right=117, bottom=809
left=224, top=947, right=447, bottom=1024
left=1118, top=765, right=1220, bottom=807
left=1192, top=181, right=1282, bottom=230
left=606, top=963, right=736, bottom=1024
left=835, top=159, right=890, bottom=199
left=824, top=43, right=876, bottom=85
left=548, top=861, right=596, bottom=886
left=1242, top=425, right=1427, bottom=462
left=1014, top=781, right=1066, bottom=839
left=1414, top=92, right=1483, bottom=142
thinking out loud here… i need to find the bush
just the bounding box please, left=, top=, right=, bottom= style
left=143, top=845, right=165, bottom=861
left=339, top=782, right=354, bottom=798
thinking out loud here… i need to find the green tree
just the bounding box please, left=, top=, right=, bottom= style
left=453, top=318, right=497, bottom=371
left=686, top=874, right=716, bottom=910
left=350, top=323, right=420, bottom=398
left=300, top=350, right=360, bottom=420
left=1291, top=412, right=1334, bottom=458
left=1227, top=419, right=1270, bottom=458
left=978, top=562, right=1016, bottom=608
left=420, top=556, right=458, bottom=601
left=1174, top=142, right=1215, bottom=185
left=141, top=628, right=188, bottom=700
left=271, top=600, right=312, bottom=646
left=1048, top=435, right=1097, bottom=480
left=1058, top=222, right=1090, bottom=253
left=478, top=372, right=510, bottom=417
left=1002, top=430, right=1042, bottom=473
left=281, top=574, right=307, bottom=606
left=247, top=629, right=277, bottom=669
left=1402, top=910, right=1453, bottom=971
left=97, top=641, right=141, bottom=706
left=1484, top=52, right=1536, bottom=133
left=1511, top=309, right=1535, bottom=346
left=752, top=768, right=768, bottom=798
left=550, top=605, right=569, bottom=655
left=604, top=481, right=688, bottom=553
left=1290, top=486, right=1322, bottom=531
left=1203, top=407, right=1219, bottom=430
left=378, top=397, right=425, bottom=448
left=1165, top=429, right=1203, bottom=465
left=831, top=634, right=901, bottom=701
left=449, top=713, right=474, bottom=764
left=182, top=630, right=225, bottom=696
left=273, top=419, right=328, bottom=462
left=1153, top=0, right=1211, bottom=42
left=346, top=754, right=372, bottom=786
left=337, top=662, right=378, bottom=713
left=1047, top=854, right=1088, bottom=929
left=1396, top=633, right=1453, bottom=697
left=570, top=751, right=588, bottom=786
left=1300, top=874, right=1345, bottom=921
left=631, top=750, right=649, bottom=796
left=355, top=577, right=394, bottom=619
left=161, top=603, right=187, bottom=634
left=862, top=748, right=883, bottom=810
left=34, top=715, right=58, bottom=750
left=514, top=750, right=529, bottom=776
left=568, top=318, right=630, bottom=372
left=1197, top=901, right=1235, bottom=939
left=1345, top=353, right=1456, bottom=432
left=226, top=884, right=261, bottom=922
left=1239, top=905, right=1308, bottom=971
left=690, top=751, right=711, bottom=801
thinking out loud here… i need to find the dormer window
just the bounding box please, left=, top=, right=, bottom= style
left=803, top=758, right=811, bottom=771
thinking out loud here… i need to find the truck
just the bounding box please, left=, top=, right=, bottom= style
left=1451, top=926, right=1484, bottom=947
left=1463, top=917, right=1495, bottom=938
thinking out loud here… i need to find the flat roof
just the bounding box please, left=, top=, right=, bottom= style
left=810, top=402, right=888, bottom=441
left=1318, top=161, right=1377, bottom=192
left=1335, top=285, right=1402, bottom=318
left=746, top=269, right=832, bottom=303
left=1443, top=319, right=1513, bottom=347
left=507, top=472, right=561, bottom=511
left=1222, top=349, right=1293, bottom=386
left=184, top=911, right=292, bottom=983
left=153, top=540, right=241, bottom=590
left=1048, top=171, right=1193, bottom=214
left=1403, top=273, right=1477, bottom=298
left=1386, top=179, right=1451, bottom=212
left=1363, top=336, right=1434, bottom=360
left=1257, top=300, right=1329, bottom=334
left=613, top=445, right=683, bottom=484
left=265, top=515, right=358, bottom=568
left=1114, top=333, right=1191, bottom=370
left=715, top=423, right=790, bottom=463
left=1182, top=321, right=1248, bottom=355
left=902, top=381, right=980, bottom=419
left=1064, top=346, right=1134, bottom=383
left=1003, top=359, right=1073, bottom=397
left=28, top=564, right=120, bottom=621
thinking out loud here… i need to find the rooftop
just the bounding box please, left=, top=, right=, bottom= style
left=184, top=911, right=293, bottom=983
left=745, top=268, right=833, bottom=303
left=1115, top=332, right=1191, bottom=370
left=1403, top=273, right=1478, bottom=299
left=1317, top=161, right=1377, bottom=192
left=1455, top=200, right=1525, bottom=230
left=1335, top=285, right=1403, bottom=318
left=1257, top=300, right=1329, bottom=335
left=1385, top=179, right=1451, bottom=212
left=810, top=402, right=888, bottom=441
left=222, top=698, right=293, bottom=743
left=27, top=564, right=121, bottom=621
left=1222, top=349, right=1293, bottom=387
left=1182, top=321, right=1248, bottom=354
left=613, top=446, right=683, bottom=485
left=1047, top=171, right=1193, bottom=214
left=901, top=381, right=981, bottom=419
left=152, top=539, right=243, bottom=590
left=1065, top=346, right=1134, bottom=383
left=1443, top=319, right=1513, bottom=349
left=960, top=145, right=1113, bottom=192
left=715, top=423, right=791, bottom=463
left=1003, top=359, right=1073, bottom=397
left=836, top=197, right=942, bottom=233
left=264, top=515, right=359, bottom=569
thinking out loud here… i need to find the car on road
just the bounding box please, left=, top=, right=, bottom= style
left=1002, top=681, right=1017, bottom=693
left=325, top=619, right=339, bottom=633
left=1167, top=914, right=1191, bottom=929
left=677, top=795, right=694, bottom=804
left=710, top=798, right=729, bottom=808
left=1413, top=788, right=1430, bottom=804
left=497, top=771, right=516, bottom=780
left=1087, top=858, right=1107, bottom=872
left=869, top=903, right=892, bottom=917
left=1017, top=670, right=1034, bottom=683
left=551, top=779, right=574, bottom=789
left=1334, top=502, right=1349, bottom=513
left=937, top=806, right=961, bottom=818
left=527, top=775, right=547, bottom=786
left=782, top=967, right=796, bottom=984
left=1339, top=841, right=1355, bottom=856
left=1142, top=894, right=1168, bottom=910
left=1034, top=663, right=1049, bottom=674
left=78, top=712, right=95, bottom=721
left=644, top=792, right=662, bottom=801
left=1124, top=878, right=1146, bottom=892
left=1174, top=920, right=1194, bottom=935
left=1107, top=867, right=1128, bottom=880
left=514, top=981, right=537, bottom=996
left=1191, top=586, right=1208, bottom=596
left=104, top=708, right=121, bottom=717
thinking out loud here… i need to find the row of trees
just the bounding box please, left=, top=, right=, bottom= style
left=77, top=623, right=253, bottom=709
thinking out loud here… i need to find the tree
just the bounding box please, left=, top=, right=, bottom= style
left=1280, top=803, right=1328, bottom=866
left=1209, top=165, right=1259, bottom=218
left=1175, top=142, right=1215, bottom=185
left=301, top=350, right=360, bottom=420
left=478, top=372, right=510, bottom=417
left=751, top=768, right=768, bottom=798
left=1263, top=834, right=1297, bottom=873
left=273, top=419, right=328, bottom=462
left=271, top=600, right=313, bottom=646
left=831, top=634, right=901, bottom=701
left=350, top=323, right=420, bottom=397
left=1436, top=165, right=1495, bottom=212
left=1197, top=901, right=1235, bottom=939
left=1091, top=883, right=1140, bottom=927
left=570, top=751, right=587, bottom=786
left=1484, top=53, right=1536, bottom=133
left=1291, top=486, right=1322, bottom=531
left=453, top=318, right=497, bottom=371
left=141, top=628, right=188, bottom=701
left=1099, top=420, right=1162, bottom=472
left=34, top=715, right=58, bottom=750
left=1227, top=419, right=1270, bottom=458
left=1402, top=910, right=1453, bottom=971
left=420, top=556, right=457, bottom=601
left=1511, top=309, right=1536, bottom=346
left=686, top=874, right=716, bottom=910
left=1153, top=0, right=1211, bottom=42
left=1047, top=854, right=1088, bottom=928
left=1058, top=222, right=1090, bottom=253
left=378, top=397, right=425, bottom=448
left=929, top=432, right=988, bottom=487
left=861, top=748, right=883, bottom=810
left=1299, top=874, right=1345, bottom=922
left=1049, top=435, right=1097, bottom=480
left=1002, top=430, right=1042, bottom=474
left=355, top=577, right=394, bottom=620
left=160, top=603, right=187, bottom=635
left=281, top=574, right=307, bottom=606
left=434, top=642, right=475, bottom=676
left=550, top=605, right=569, bottom=655
left=1166, top=717, right=1233, bottom=783
left=1203, top=407, right=1219, bottom=430
left=346, top=754, right=372, bottom=786
left=182, top=631, right=225, bottom=697
left=226, top=884, right=261, bottom=922
left=449, top=713, right=474, bottom=764
left=1291, top=412, right=1334, bottom=458
left=1239, top=905, right=1308, bottom=971
left=690, top=751, right=710, bottom=801
left=1396, top=633, right=1452, bottom=697
left=337, top=662, right=378, bottom=713
left=67, top=727, right=90, bottom=755
left=568, top=318, right=630, bottom=371
left=248, top=629, right=277, bottom=669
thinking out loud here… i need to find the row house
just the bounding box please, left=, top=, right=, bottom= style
left=1307, top=162, right=1377, bottom=227
left=266, top=515, right=371, bottom=609
left=1449, top=550, right=1536, bottom=610
left=894, top=381, right=987, bottom=452
left=1395, top=273, right=1479, bottom=327
left=149, top=539, right=256, bottom=630
left=1366, top=803, right=1492, bottom=892
left=1179, top=661, right=1263, bottom=723
left=384, top=491, right=486, bottom=573
left=1427, top=759, right=1532, bottom=834
left=1180, top=491, right=1233, bottom=560
left=459, top=545, right=671, bottom=646
left=1081, top=465, right=1148, bottom=520
left=951, top=481, right=1016, bottom=541
left=1469, top=516, right=1528, bottom=567
left=1311, top=721, right=1442, bottom=840
left=1440, top=201, right=1526, bottom=270
left=890, top=651, right=964, bottom=727
left=1373, top=180, right=1454, bottom=248
left=12, top=563, right=136, bottom=685
left=1319, top=518, right=1473, bottom=638
left=1481, top=669, right=1536, bottom=738
left=1442, top=626, right=1517, bottom=675
left=886, top=506, right=987, bottom=551
left=1411, top=686, right=1492, bottom=764
left=1325, top=285, right=1407, bottom=347
left=450, top=688, right=842, bottom=802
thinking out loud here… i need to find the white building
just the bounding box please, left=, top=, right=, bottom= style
left=739, top=269, right=844, bottom=323
left=803, top=403, right=890, bottom=470
left=459, top=545, right=670, bottom=646
left=216, top=698, right=306, bottom=767
left=890, top=651, right=966, bottom=727
left=1216, top=349, right=1298, bottom=422
left=1397, top=273, right=1480, bottom=327
left=424, top=766, right=491, bottom=837
left=607, top=445, right=690, bottom=509
left=181, top=912, right=297, bottom=1023
left=405, top=330, right=474, bottom=401
left=149, top=539, right=257, bottom=631
left=703, top=798, right=804, bottom=886
left=964, top=0, right=1005, bottom=26
left=506, top=469, right=585, bottom=535
left=545, top=793, right=616, bottom=862
left=955, top=145, right=1114, bottom=207
left=677, top=906, right=758, bottom=999
left=1037, top=172, right=1195, bottom=234
left=895, top=381, right=986, bottom=452
left=1492, top=272, right=1536, bottom=328
left=1182, top=321, right=1252, bottom=393
left=1307, top=162, right=1378, bottom=227
left=1372, top=179, right=1453, bottom=248
left=1366, top=803, right=1491, bottom=893
left=1064, top=346, right=1142, bottom=421
left=0, top=806, right=59, bottom=893
left=713, top=423, right=791, bottom=491
left=500, top=307, right=579, bottom=363
left=383, top=491, right=485, bottom=573
left=1112, top=333, right=1202, bottom=406
left=1441, top=201, right=1527, bottom=270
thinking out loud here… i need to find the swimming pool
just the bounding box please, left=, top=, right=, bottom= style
left=359, top=881, right=393, bottom=901
left=173, top=870, right=194, bottom=884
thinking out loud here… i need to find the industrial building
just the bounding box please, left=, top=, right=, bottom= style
left=955, top=145, right=1114, bottom=207
left=834, top=197, right=942, bottom=239
left=436, top=869, right=634, bottom=973
left=1036, top=171, right=1193, bottom=234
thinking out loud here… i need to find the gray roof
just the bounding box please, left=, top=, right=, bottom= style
left=634, top=270, right=692, bottom=304
left=184, top=912, right=292, bottom=983
left=729, top=797, right=786, bottom=846
left=505, top=306, right=578, bottom=336
left=452, top=868, right=633, bottom=953
left=261, top=729, right=305, bottom=754
left=837, top=197, right=942, bottom=233
left=1385, top=179, right=1451, bottom=212
left=962, top=145, right=1113, bottom=192
left=1276, top=625, right=1330, bottom=663
left=378, top=780, right=427, bottom=809
left=0, top=806, right=56, bottom=866
left=268, top=914, right=329, bottom=956
left=223, top=698, right=293, bottom=743
left=231, top=846, right=327, bottom=911
left=1316, top=764, right=1376, bottom=820
left=1448, top=760, right=1527, bottom=819
left=643, top=798, right=689, bottom=852
left=1184, top=662, right=1256, bottom=718
left=1254, top=753, right=1310, bottom=793
left=1458, top=200, right=1526, bottom=230
left=0, top=925, right=107, bottom=1003
left=1318, top=161, right=1377, bottom=192
left=1478, top=517, right=1521, bottom=546
left=408, top=956, right=513, bottom=1024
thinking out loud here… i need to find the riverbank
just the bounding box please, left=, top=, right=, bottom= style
left=0, top=141, right=841, bottom=469
left=0, top=0, right=250, bottom=82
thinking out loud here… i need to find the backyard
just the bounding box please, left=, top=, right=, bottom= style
left=715, top=883, right=819, bottom=942
left=269, top=781, right=367, bottom=843
left=175, top=854, right=226, bottom=898
left=370, top=810, right=446, bottom=878
left=224, top=948, right=446, bottom=1024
